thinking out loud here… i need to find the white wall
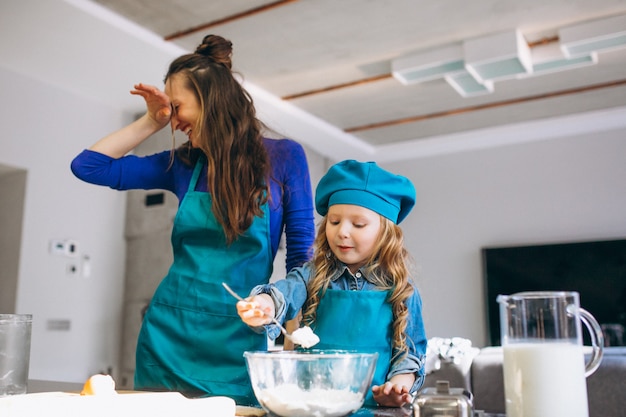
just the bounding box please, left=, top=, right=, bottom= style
left=1, top=0, right=625, bottom=384
left=388, top=129, right=626, bottom=345
left=0, top=0, right=178, bottom=382
left=0, top=66, right=129, bottom=381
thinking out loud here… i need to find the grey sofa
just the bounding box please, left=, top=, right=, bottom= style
left=421, top=346, right=626, bottom=417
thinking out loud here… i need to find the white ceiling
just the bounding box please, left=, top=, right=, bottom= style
left=12, top=0, right=626, bottom=162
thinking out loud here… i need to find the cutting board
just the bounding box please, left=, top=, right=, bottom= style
left=0, top=391, right=236, bottom=417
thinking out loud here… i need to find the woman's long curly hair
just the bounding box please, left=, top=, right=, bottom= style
left=301, top=215, right=415, bottom=364
left=166, top=34, right=270, bottom=244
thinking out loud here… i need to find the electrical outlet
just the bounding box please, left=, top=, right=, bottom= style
left=66, top=263, right=79, bottom=275
left=65, top=239, right=79, bottom=257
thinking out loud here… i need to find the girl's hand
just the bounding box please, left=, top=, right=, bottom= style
left=236, top=294, right=275, bottom=327
left=130, top=83, right=172, bottom=128
left=371, top=380, right=413, bottom=407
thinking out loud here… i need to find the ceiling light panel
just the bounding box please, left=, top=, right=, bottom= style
left=519, top=42, right=598, bottom=77
left=559, top=13, right=626, bottom=58
left=389, top=15, right=622, bottom=99
left=391, top=44, right=465, bottom=85
left=445, top=72, right=494, bottom=97
left=533, top=54, right=597, bottom=75
left=464, top=30, right=532, bottom=83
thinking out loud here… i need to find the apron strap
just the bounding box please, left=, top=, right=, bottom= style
left=188, top=158, right=204, bottom=192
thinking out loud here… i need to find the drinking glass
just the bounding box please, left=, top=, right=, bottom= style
left=0, top=314, right=32, bottom=396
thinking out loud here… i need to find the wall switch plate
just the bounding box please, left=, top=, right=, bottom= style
left=49, top=238, right=80, bottom=257
left=49, top=239, right=67, bottom=255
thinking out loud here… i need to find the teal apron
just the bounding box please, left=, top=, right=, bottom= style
left=313, top=288, right=393, bottom=407
left=134, top=159, right=272, bottom=405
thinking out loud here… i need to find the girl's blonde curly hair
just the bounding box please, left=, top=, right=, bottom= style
left=301, top=215, right=415, bottom=364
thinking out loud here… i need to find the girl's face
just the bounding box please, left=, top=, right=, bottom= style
left=164, top=73, right=201, bottom=147
left=325, top=204, right=382, bottom=274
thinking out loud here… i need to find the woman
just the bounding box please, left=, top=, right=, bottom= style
left=71, top=34, right=315, bottom=404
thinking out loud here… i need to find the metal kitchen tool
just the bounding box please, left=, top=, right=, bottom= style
left=413, top=380, right=473, bottom=417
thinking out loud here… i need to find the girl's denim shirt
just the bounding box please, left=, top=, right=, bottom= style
left=249, top=261, right=427, bottom=394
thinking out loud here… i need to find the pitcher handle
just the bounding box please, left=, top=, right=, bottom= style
left=579, top=307, right=604, bottom=376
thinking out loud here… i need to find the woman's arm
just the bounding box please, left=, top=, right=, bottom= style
left=90, top=84, right=171, bottom=158
left=71, top=84, right=179, bottom=191
left=70, top=150, right=177, bottom=191
left=272, top=139, right=316, bottom=271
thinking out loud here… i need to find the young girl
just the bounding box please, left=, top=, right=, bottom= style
left=237, top=159, right=427, bottom=407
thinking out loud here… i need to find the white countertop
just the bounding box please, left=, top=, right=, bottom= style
left=27, top=379, right=83, bottom=393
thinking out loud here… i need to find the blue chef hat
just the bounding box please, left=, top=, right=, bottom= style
left=315, top=160, right=416, bottom=224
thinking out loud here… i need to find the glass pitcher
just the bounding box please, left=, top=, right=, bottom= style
left=497, top=291, right=604, bottom=417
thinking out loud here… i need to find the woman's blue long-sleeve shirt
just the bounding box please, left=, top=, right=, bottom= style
left=70, top=138, right=316, bottom=272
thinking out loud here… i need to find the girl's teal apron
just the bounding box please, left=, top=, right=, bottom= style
left=135, top=160, right=272, bottom=405
left=312, top=288, right=393, bottom=407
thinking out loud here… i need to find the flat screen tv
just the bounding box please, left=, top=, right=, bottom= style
left=482, top=238, right=626, bottom=346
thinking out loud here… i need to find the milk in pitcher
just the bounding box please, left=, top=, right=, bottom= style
left=503, top=343, right=588, bottom=417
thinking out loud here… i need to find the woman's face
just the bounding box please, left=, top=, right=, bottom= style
left=325, top=204, right=382, bottom=274
left=165, top=73, right=201, bottom=147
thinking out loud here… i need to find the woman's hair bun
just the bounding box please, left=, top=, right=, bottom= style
left=195, top=34, right=233, bottom=69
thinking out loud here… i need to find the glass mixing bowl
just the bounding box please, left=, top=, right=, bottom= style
left=244, top=350, right=378, bottom=417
